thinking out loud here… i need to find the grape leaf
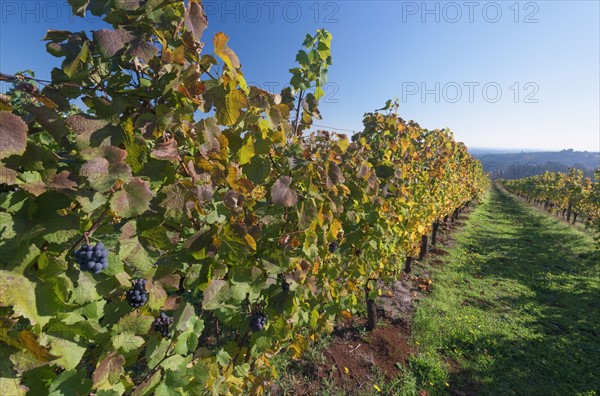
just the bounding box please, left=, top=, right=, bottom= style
left=151, top=140, right=179, bottom=162
left=93, top=29, right=134, bottom=57
left=110, top=177, right=154, bottom=218
left=184, top=0, right=208, bottom=41
left=0, top=271, right=50, bottom=326
left=112, top=311, right=154, bottom=335
left=93, top=352, right=125, bottom=390
left=0, top=111, right=27, bottom=159
left=27, top=105, right=68, bottom=142
left=46, top=335, right=86, bottom=370
left=66, top=114, right=123, bottom=149
left=271, top=176, right=297, bottom=207
left=213, top=32, right=240, bottom=71
left=112, top=332, right=144, bottom=353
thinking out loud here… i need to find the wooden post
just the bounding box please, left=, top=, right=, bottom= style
left=365, top=281, right=377, bottom=331
left=419, top=235, right=428, bottom=261
left=431, top=221, right=440, bottom=246
left=404, top=257, right=413, bottom=273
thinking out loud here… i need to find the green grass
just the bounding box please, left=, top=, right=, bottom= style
left=412, top=185, right=600, bottom=395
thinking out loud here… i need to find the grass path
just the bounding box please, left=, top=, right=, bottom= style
left=413, top=185, right=599, bottom=395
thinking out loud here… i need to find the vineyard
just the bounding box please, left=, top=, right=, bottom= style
left=0, top=1, right=490, bottom=395
left=500, top=168, right=600, bottom=244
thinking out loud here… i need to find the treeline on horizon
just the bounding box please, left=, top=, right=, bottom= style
left=473, top=149, right=599, bottom=179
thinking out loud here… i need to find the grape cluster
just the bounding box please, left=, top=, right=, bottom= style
left=153, top=312, right=173, bottom=338
left=74, top=242, right=109, bottom=274
left=127, top=279, right=148, bottom=307
left=328, top=240, right=338, bottom=253
left=278, top=274, right=290, bottom=292
left=250, top=312, right=267, bottom=332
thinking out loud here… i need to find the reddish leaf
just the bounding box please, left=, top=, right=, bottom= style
left=0, top=111, right=27, bottom=159
left=271, top=176, right=297, bottom=207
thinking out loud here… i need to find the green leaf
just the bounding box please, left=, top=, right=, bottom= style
left=46, top=335, right=86, bottom=370
left=0, top=271, right=50, bottom=326
left=174, top=331, right=198, bottom=355
left=215, top=349, right=231, bottom=367
left=131, top=371, right=161, bottom=396
left=67, top=0, right=90, bottom=16
left=112, top=311, right=154, bottom=335
left=118, top=221, right=156, bottom=273
left=174, top=302, right=196, bottom=332
left=70, top=271, right=101, bottom=305
left=202, top=280, right=234, bottom=311
left=75, top=191, right=107, bottom=213
left=238, top=135, right=255, bottom=165
left=217, top=90, right=247, bottom=126
left=63, top=41, right=89, bottom=77
left=112, top=331, right=144, bottom=353
left=48, top=369, right=92, bottom=396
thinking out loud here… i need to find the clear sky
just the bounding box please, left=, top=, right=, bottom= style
left=1, top=0, right=598, bottom=152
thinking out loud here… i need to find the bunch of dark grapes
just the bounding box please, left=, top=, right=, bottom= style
left=153, top=312, right=173, bottom=337
left=278, top=273, right=290, bottom=292
left=74, top=242, right=109, bottom=274
left=328, top=240, right=339, bottom=253
left=127, top=279, right=148, bottom=307
left=250, top=312, right=267, bottom=332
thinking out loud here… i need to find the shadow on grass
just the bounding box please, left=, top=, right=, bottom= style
left=448, top=186, right=599, bottom=395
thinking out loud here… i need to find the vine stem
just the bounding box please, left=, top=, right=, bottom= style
left=68, top=205, right=110, bottom=253
left=133, top=339, right=175, bottom=392
left=268, top=149, right=284, bottom=175
left=293, top=89, right=305, bottom=137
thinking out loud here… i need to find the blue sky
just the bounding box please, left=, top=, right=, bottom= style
left=1, top=0, right=598, bottom=152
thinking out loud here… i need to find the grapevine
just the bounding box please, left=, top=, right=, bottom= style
left=0, top=0, right=490, bottom=394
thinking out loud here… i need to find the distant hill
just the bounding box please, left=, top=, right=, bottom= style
left=471, top=149, right=599, bottom=179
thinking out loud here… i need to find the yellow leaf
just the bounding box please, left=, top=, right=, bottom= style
left=400, top=139, right=410, bottom=153
left=328, top=219, right=342, bottom=240
left=244, top=234, right=257, bottom=250
left=34, top=95, right=58, bottom=109
left=312, top=259, right=320, bottom=275
left=213, top=32, right=240, bottom=71
left=288, top=335, right=309, bottom=359
left=374, top=384, right=382, bottom=392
